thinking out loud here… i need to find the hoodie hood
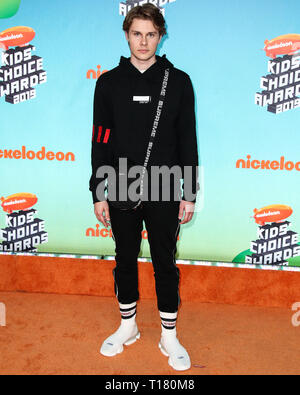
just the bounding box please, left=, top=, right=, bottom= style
left=119, top=54, right=174, bottom=81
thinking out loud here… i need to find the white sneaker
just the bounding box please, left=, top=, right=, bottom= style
left=159, top=328, right=191, bottom=371
left=100, top=321, right=140, bottom=357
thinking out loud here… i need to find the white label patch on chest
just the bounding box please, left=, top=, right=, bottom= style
left=133, top=96, right=151, bottom=104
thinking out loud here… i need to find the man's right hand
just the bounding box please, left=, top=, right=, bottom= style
left=94, top=201, right=110, bottom=228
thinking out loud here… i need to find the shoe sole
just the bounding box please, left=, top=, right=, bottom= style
left=158, top=342, right=191, bottom=371
left=100, top=332, right=140, bottom=357
left=124, top=331, right=140, bottom=346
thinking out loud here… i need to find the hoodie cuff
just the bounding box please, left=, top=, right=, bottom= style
left=182, top=194, right=196, bottom=204
left=91, top=182, right=107, bottom=204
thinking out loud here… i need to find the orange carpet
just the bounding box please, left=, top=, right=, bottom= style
left=1, top=255, right=300, bottom=308
left=0, top=291, right=300, bottom=375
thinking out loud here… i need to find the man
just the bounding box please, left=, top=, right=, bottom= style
left=89, top=4, right=199, bottom=371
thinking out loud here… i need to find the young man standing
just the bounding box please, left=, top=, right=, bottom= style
left=90, top=4, right=199, bottom=371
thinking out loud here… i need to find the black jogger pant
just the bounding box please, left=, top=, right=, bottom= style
left=109, top=201, right=181, bottom=313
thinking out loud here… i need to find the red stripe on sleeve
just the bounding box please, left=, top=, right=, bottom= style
left=103, top=129, right=111, bottom=144
left=97, top=126, right=103, bottom=143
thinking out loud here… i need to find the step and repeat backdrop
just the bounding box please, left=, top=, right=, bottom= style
left=1, top=0, right=300, bottom=268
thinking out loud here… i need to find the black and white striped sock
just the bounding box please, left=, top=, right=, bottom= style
left=119, top=302, right=137, bottom=321
left=160, top=312, right=177, bottom=330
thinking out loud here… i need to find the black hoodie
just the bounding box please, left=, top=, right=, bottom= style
left=89, top=54, right=199, bottom=203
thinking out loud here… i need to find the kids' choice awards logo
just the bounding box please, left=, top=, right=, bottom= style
left=0, top=193, right=48, bottom=253
left=0, top=0, right=21, bottom=19
left=255, top=34, right=300, bottom=114
left=246, top=205, right=300, bottom=266
left=0, top=26, right=47, bottom=104
left=119, top=0, right=176, bottom=17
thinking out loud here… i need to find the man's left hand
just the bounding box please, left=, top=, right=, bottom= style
left=178, top=200, right=195, bottom=225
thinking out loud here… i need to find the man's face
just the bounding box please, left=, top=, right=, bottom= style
left=125, top=18, right=162, bottom=62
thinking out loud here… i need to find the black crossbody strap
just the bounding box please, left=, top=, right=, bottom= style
left=140, top=68, right=170, bottom=196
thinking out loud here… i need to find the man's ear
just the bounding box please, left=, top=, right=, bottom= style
left=125, top=31, right=129, bottom=42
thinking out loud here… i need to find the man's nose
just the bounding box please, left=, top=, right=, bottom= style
left=141, top=35, right=148, bottom=45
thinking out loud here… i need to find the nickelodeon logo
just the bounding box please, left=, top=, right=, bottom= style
left=253, top=205, right=293, bottom=226
left=0, top=146, right=75, bottom=162
left=86, top=224, right=180, bottom=240
left=264, top=34, right=300, bottom=59
left=1, top=193, right=37, bottom=214
left=0, top=26, right=34, bottom=50
left=236, top=155, right=300, bottom=171
left=86, top=65, right=108, bottom=80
